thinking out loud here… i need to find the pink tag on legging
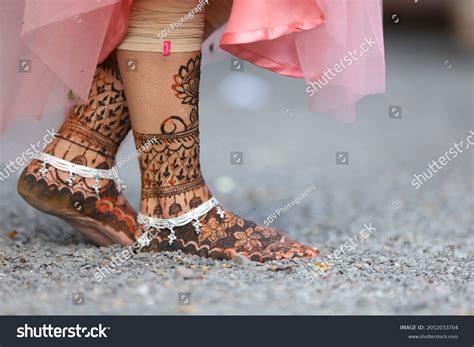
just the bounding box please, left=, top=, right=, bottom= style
left=163, top=40, right=171, bottom=56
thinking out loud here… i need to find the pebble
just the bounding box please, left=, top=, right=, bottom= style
left=174, top=266, right=195, bottom=279
left=232, top=254, right=251, bottom=266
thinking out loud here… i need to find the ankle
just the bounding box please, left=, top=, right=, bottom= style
left=140, top=186, right=213, bottom=218
left=42, top=128, right=117, bottom=169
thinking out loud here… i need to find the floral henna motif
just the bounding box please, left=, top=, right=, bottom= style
left=200, top=218, right=227, bottom=243
left=172, top=54, right=201, bottom=106
left=133, top=53, right=317, bottom=261
left=134, top=54, right=211, bottom=217
left=134, top=55, right=211, bottom=217
left=138, top=209, right=318, bottom=262
left=234, top=228, right=262, bottom=252
left=134, top=55, right=210, bottom=217
left=222, top=213, right=245, bottom=229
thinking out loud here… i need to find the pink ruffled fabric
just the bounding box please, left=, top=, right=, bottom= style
left=221, top=0, right=385, bottom=121
left=0, top=0, right=384, bottom=133
left=0, top=0, right=132, bottom=132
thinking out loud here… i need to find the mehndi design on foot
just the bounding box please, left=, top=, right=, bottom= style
left=133, top=55, right=211, bottom=218
left=17, top=54, right=136, bottom=246
left=137, top=197, right=221, bottom=246
left=34, top=152, right=127, bottom=198
left=133, top=119, right=211, bottom=219
left=136, top=202, right=318, bottom=262
left=132, top=54, right=318, bottom=262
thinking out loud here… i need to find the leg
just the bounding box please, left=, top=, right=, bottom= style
left=117, top=0, right=318, bottom=261
left=17, top=53, right=136, bottom=246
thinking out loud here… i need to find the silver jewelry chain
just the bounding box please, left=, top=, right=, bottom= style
left=34, top=152, right=127, bottom=198
left=136, top=197, right=225, bottom=246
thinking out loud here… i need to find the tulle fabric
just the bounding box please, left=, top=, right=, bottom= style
left=0, top=0, right=132, bottom=132
left=220, top=0, right=385, bottom=121
left=0, top=0, right=385, bottom=133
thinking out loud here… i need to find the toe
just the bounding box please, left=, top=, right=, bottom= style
left=289, top=242, right=318, bottom=259
left=302, top=246, right=318, bottom=259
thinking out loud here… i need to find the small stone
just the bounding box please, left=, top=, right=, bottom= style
left=175, top=266, right=194, bottom=279
left=313, top=262, right=330, bottom=273
left=267, top=264, right=292, bottom=272
left=6, top=230, right=18, bottom=239
left=232, top=254, right=251, bottom=266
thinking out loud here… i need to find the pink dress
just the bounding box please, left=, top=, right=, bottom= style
left=0, top=0, right=385, bottom=133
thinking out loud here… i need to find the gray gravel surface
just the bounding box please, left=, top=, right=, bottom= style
left=0, top=31, right=473, bottom=315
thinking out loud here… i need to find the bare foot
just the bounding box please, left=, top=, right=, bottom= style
left=17, top=55, right=136, bottom=246
left=131, top=53, right=317, bottom=261
left=136, top=206, right=318, bottom=262
left=18, top=158, right=136, bottom=246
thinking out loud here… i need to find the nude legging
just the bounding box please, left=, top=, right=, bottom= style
left=118, top=0, right=232, bottom=53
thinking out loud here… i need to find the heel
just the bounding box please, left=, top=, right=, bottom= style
left=17, top=166, right=134, bottom=246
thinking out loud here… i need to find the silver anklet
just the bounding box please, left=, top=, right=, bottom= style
left=136, top=197, right=225, bottom=246
left=34, top=152, right=127, bottom=198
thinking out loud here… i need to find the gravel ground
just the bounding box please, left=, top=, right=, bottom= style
left=0, top=31, right=473, bottom=315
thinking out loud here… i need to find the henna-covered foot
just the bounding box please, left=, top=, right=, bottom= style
left=17, top=54, right=136, bottom=246
left=137, top=207, right=318, bottom=262
left=131, top=53, right=318, bottom=261
left=18, top=160, right=136, bottom=246
left=133, top=122, right=316, bottom=260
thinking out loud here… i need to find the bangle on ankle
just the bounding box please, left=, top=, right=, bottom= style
left=137, top=197, right=225, bottom=246
left=34, top=152, right=127, bottom=198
